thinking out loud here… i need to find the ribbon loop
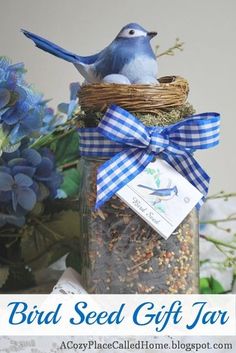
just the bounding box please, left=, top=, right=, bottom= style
left=97, top=104, right=151, bottom=149
left=78, top=105, right=220, bottom=209
left=148, top=129, right=169, bottom=154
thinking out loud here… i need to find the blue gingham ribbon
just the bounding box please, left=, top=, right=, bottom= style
left=79, top=105, right=220, bottom=209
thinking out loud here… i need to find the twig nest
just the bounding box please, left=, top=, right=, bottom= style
left=78, top=76, right=189, bottom=114
left=134, top=76, right=159, bottom=84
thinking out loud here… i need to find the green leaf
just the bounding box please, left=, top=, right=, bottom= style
left=21, top=226, right=55, bottom=271
left=200, top=276, right=225, bottom=294
left=61, top=168, right=81, bottom=197
left=30, top=202, right=45, bottom=216
left=200, top=259, right=210, bottom=266
left=66, top=252, right=82, bottom=274
left=145, top=168, right=154, bottom=175
left=0, top=266, right=10, bottom=288
left=0, top=125, right=9, bottom=153
left=21, top=210, right=80, bottom=271
left=30, top=132, right=55, bottom=149
left=53, top=130, right=79, bottom=167
left=1, top=265, right=35, bottom=291
left=37, top=182, right=50, bottom=201
left=155, top=177, right=160, bottom=188
left=200, top=278, right=212, bottom=294
left=41, top=210, right=80, bottom=240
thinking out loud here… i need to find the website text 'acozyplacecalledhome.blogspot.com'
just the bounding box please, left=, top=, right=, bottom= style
left=59, top=339, right=234, bottom=351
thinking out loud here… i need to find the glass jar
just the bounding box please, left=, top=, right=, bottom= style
left=79, top=157, right=199, bottom=294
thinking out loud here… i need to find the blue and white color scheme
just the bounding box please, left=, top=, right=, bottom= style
left=117, top=158, right=202, bottom=238
left=78, top=105, right=221, bottom=210
left=22, top=23, right=158, bottom=84
left=138, top=185, right=178, bottom=199
left=0, top=294, right=235, bottom=336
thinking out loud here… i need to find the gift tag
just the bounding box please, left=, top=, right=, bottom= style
left=52, top=267, right=87, bottom=294
left=116, top=158, right=203, bottom=239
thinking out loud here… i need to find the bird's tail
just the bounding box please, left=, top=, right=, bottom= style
left=173, top=186, right=178, bottom=196
left=22, top=29, right=81, bottom=64
left=138, top=184, right=155, bottom=191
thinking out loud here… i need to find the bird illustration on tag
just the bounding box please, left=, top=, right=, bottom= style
left=138, top=184, right=178, bottom=201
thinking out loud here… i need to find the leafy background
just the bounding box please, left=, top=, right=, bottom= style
left=0, top=57, right=81, bottom=291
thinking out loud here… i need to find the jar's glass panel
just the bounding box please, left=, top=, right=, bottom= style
left=79, top=158, right=199, bottom=294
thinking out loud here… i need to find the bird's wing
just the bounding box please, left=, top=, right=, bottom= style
left=74, top=62, right=100, bottom=83
left=94, top=43, right=130, bottom=78
left=22, top=29, right=100, bottom=65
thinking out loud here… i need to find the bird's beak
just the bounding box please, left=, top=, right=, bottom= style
left=147, top=31, right=157, bottom=39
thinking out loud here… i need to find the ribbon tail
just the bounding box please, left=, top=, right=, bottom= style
left=162, top=152, right=210, bottom=206
left=95, top=148, right=153, bottom=209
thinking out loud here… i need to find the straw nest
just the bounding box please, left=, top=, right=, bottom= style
left=78, top=76, right=189, bottom=114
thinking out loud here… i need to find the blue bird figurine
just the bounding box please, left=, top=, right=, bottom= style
left=22, top=23, right=158, bottom=84
left=138, top=185, right=178, bottom=201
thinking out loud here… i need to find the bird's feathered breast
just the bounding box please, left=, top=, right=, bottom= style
left=94, top=37, right=154, bottom=78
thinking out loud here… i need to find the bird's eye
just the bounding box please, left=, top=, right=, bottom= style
left=129, top=30, right=135, bottom=35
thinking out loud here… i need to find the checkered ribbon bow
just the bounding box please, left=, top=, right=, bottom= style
left=79, top=105, right=220, bottom=209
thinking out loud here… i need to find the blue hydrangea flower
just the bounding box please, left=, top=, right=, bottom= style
left=0, top=88, right=11, bottom=110
left=40, top=83, right=79, bottom=135
left=0, top=58, right=67, bottom=227
left=57, top=82, right=80, bottom=119
left=0, top=58, right=44, bottom=143
left=0, top=58, right=26, bottom=112
left=35, top=148, right=63, bottom=197
left=2, top=91, right=43, bottom=144
left=0, top=57, right=25, bottom=80
left=40, top=107, right=68, bottom=134
left=0, top=172, right=36, bottom=211
left=8, top=113, right=42, bottom=144
left=1, top=147, right=62, bottom=211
